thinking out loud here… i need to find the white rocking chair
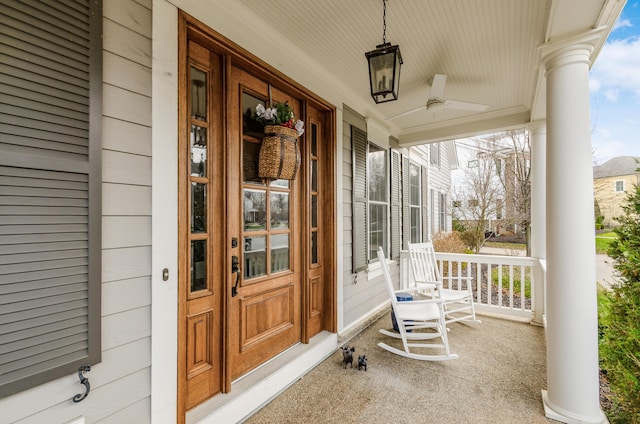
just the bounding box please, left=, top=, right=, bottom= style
left=407, top=241, right=480, bottom=326
left=377, top=247, right=458, bottom=361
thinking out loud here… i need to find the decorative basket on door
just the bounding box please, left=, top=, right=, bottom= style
left=254, top=101, right=305, bottom=181
left=259, top=124, right=301, bottom=180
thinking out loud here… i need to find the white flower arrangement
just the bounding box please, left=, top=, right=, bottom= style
left=255, top=101, right=305, bottom=136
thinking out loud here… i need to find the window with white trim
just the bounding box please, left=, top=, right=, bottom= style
left=615, top=180, right=624, bottom=192
left=439, top=192, right=447, bottom=232
left=430, top=143, right=441, bottom=166
left=367, top=143, right=388, bottom=263
left=409, top=161, right=421, bottom=242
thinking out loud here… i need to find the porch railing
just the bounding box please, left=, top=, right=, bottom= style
left=399, top=251, right=545, bottom=322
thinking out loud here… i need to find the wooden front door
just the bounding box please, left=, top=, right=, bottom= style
left=226, top=67, right=302, bottom=379
left=178, top=12, right=336, bottom=421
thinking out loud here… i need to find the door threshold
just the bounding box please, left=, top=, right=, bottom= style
left=186, top=331, right=338, bottom=424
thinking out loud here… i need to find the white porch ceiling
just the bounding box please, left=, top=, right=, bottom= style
left=234, top=0, right=624, bottom=146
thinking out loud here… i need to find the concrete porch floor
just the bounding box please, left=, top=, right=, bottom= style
left=244, top=313, right=551, bottom=423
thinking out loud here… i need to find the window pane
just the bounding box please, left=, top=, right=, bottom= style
left=243, top=139, right=262, bottom=184
left=311, top=123, right=318, bottom=156
left=439, top=193, right=447, bottom=231
left=244, top=236, right=266, bottom=279
left=242, top=92, right=266, bottom=184
left=311, top=231, right=318, bottom=264
left=411, top=207, right=420, bottom=243
left=190, top=67, right=207, bottom=121
left=311, top=159, right=318, bottom=192
left=311, top=194, right=317, bottom=228
left=369, top=203, right=387, bottom=261
left=191, top=183, right=206, bottom=233
left=430, top=143, right=440, bottom=165
left=270, top=192, right=289, bottom=229
left=271, top=234, right=290, bottom=273
left=190, top=125, right=207, bottom=177
left=270, top=179, right=290, bottom=188
left=410, top=163, right=420, bottom=206
left=242, top=92, right=264, bottom=138
left=244, top=189, right=266, bottom=230
left=368, top=145, right=387, bottom=202
left=191, top=240, right=207, bottom=292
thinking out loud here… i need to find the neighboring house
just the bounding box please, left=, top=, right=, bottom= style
left=452, top=137, right=506, bottom=234
left=453, top=133, right=531, bottom=237
left=427, top=141, right=456, bottom=235
left=593, top=156, right=640, bottom=227
left=0, top=1, right=622, bottom=424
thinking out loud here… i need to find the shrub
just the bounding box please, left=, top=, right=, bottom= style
left=457, top=230, right=477, bottom=252
left=432, top=231, right=468, bottom=253
left=599, top=184, right=640, bottom=423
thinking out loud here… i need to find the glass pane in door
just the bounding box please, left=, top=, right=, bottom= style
left=270, top=234, right=290, bottom=273
left=190, top=240, right=207, bottom=292
left=190, top=125, right=207, bottom=177
left=244, top=189, right=266, bottom=230
left=191, top=183, right=207, bottom=233
left=270, top=192, right=289, bottom=229
left=190, top=67, right=207, bottom=121
left=244, top=236, right=266, bottom=279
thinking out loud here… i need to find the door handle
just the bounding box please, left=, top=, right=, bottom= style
left=231, top=255, right=241, bottom=297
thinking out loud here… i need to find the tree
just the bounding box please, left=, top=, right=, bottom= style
left=452, top=146, right=502, bottom=253
left=600, top=184, right=640, bottom=422
left=494, top=130, right=531, bottom=254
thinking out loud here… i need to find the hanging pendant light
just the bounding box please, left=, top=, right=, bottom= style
left=365, top=0, right=403, bottom=104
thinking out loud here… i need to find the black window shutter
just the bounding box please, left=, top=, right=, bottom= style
left=390, top=150, right=401, bottom=260
left=351, top=126, right=368, bottom=272
left=0, top=0, right=102, bottom=397
left=401, top=156, right=411, bottom=250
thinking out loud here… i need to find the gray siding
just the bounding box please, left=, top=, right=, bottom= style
left=0, top=0, right=152, bottom=422
left=429, top=142, right=453, bottom=234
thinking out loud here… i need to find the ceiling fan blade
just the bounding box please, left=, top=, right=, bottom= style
left=429, top=74, right=447, bottom=100
left=386, top=105, right=427, bottom=120
left=444, top=99, right=489, bottom=111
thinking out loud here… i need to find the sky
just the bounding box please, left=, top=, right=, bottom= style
left=589, top=1, right=640, bottom=164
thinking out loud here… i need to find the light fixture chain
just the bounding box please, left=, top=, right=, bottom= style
left=382, top=0, right=387, bottom=44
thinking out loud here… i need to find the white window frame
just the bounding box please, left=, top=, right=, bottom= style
left=430, top=143, right=441, bottom=166
left=409, top=161, right=422, bottom=242
left=367, top=142, right=389, bottom=264
left=439, top=192, right=447, bottom=232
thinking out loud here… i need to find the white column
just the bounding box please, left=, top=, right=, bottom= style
left=528, top=121, right=546, bottom=327
left=540, top=40, right=605, bottom=424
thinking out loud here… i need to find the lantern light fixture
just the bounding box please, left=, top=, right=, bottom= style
left=365, top=0, right=403, bottom=104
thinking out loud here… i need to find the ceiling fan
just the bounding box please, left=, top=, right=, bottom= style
left=387, top=74, right=489, bottom=120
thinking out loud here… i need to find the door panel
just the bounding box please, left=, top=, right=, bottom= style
left=178, top=40, right=224, bottom=412
left=305, top=106, right=326, bottom=339
left=227, top=66, right=302, bottom=380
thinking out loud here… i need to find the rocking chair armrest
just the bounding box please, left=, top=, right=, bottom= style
left=397, top=297, right=445, bottom=306
left=412, top=280, right=442, bottom=293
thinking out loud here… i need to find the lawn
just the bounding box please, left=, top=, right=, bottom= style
left=486, top=232, right=617, bottom=255
left=596, top=231, right=617, bottom=254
